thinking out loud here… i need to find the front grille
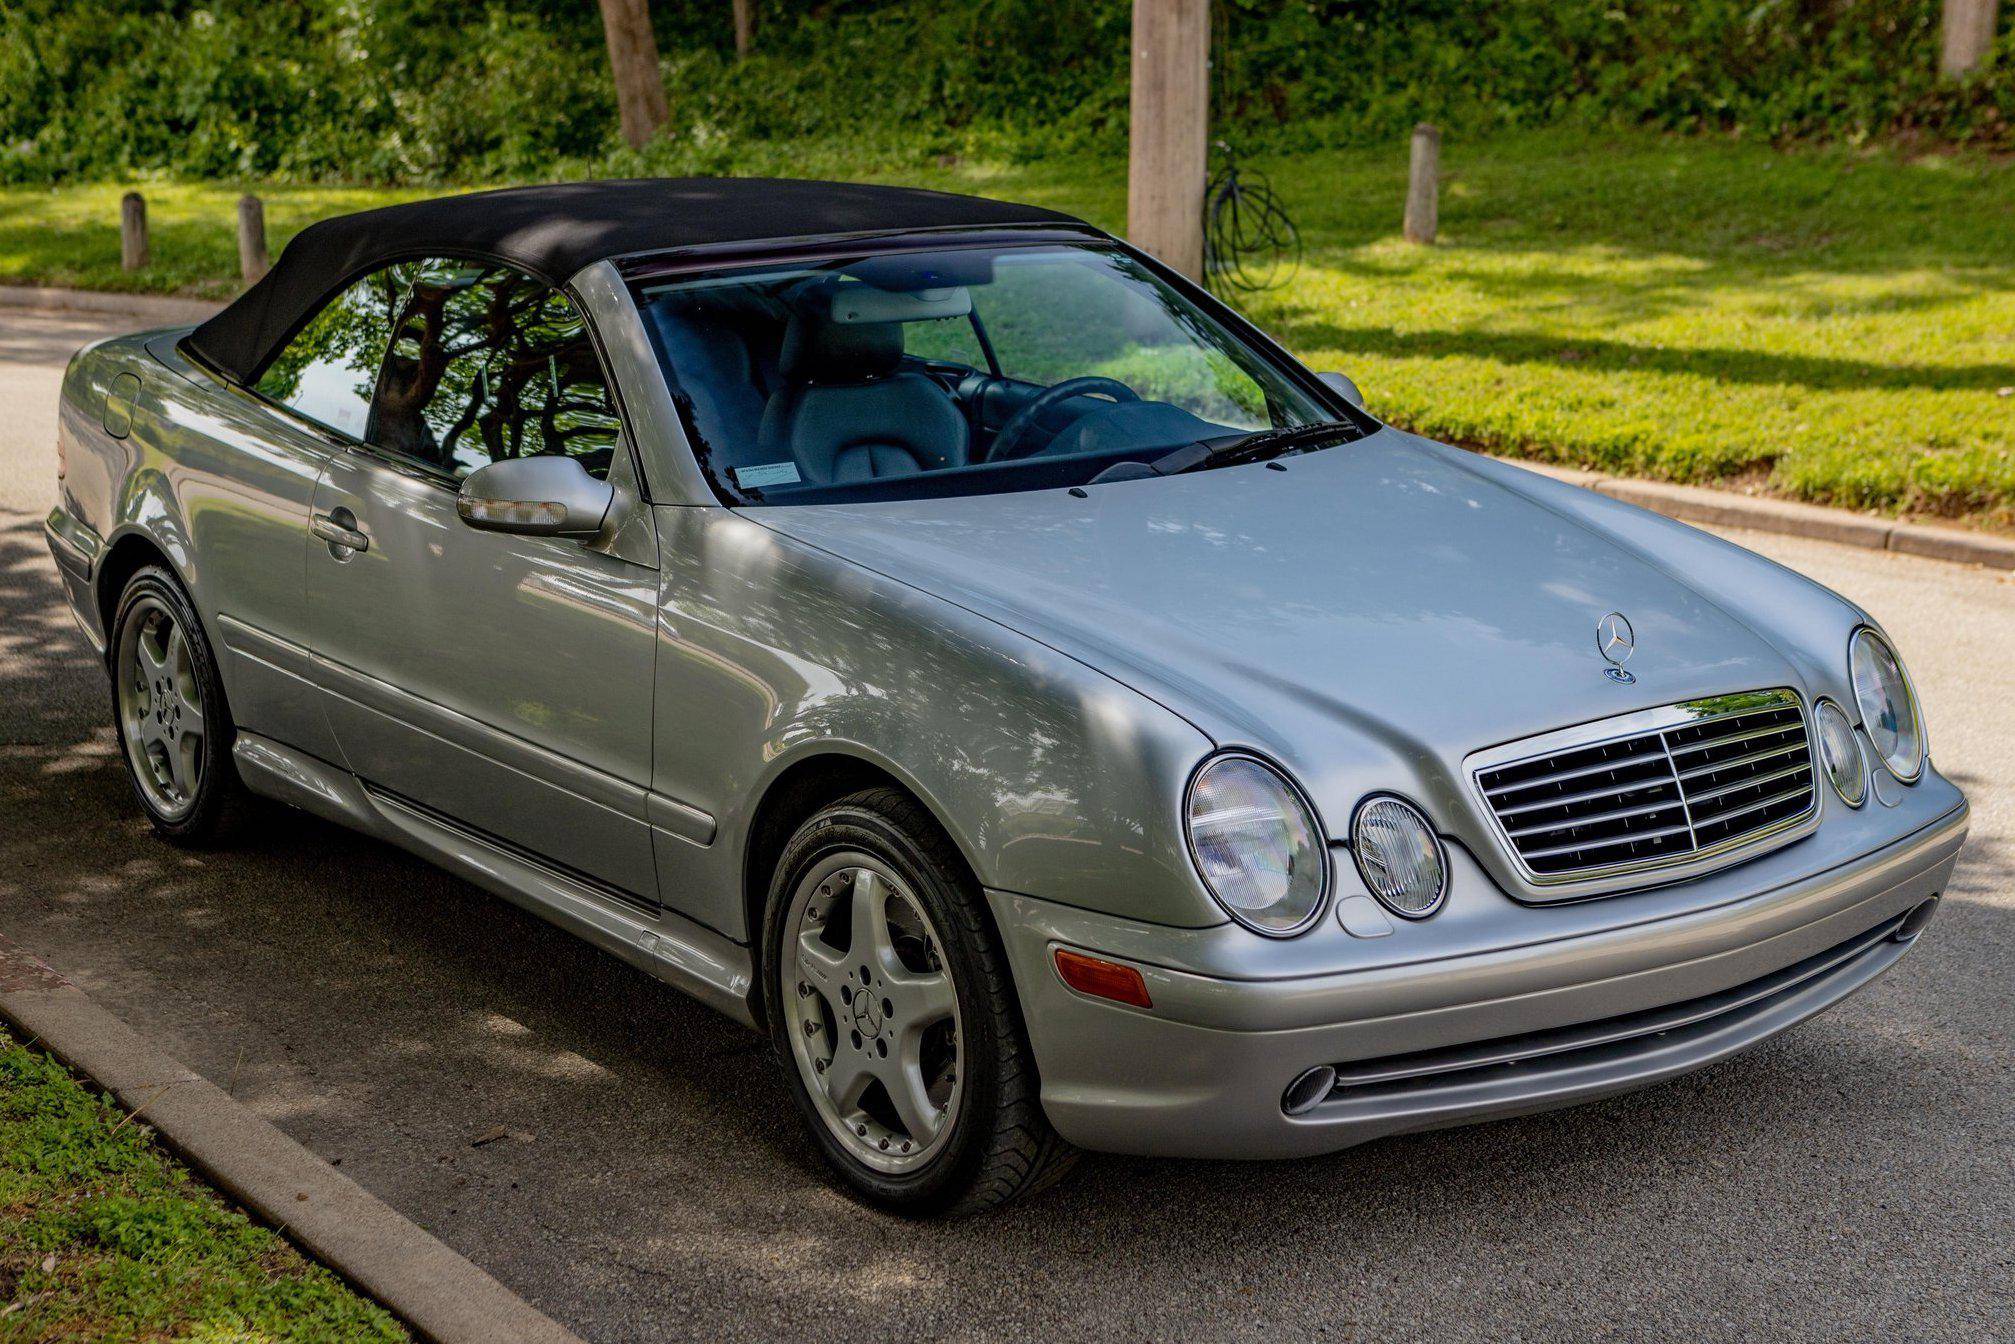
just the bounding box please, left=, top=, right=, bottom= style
left=1476, top=689, right=1817, bottom=885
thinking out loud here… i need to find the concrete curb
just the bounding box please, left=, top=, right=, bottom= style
left=1501, top=458, right=2015, bottom=572
left=0, top=284, right=224, bottom=326
left=0, top=935, right=585, bottom=1344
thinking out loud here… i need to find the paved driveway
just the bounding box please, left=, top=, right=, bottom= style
left=2, top=309, right=2009, bottom=1342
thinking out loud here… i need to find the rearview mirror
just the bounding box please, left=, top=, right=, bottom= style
left=1318, top=371, right=1364, bottom=408
left=456, top=456, right=613, bottom=538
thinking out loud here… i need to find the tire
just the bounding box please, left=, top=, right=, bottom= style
left=763, top=787, right=1076, bottom=1215
left=107, top=565, right=253, bottom=845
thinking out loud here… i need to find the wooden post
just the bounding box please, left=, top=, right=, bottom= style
left=236, top=194, right=269, bottom=283
left=120, top=192, right=148, bottom=271
left=1127, top=0, right=1210, bottom=282
left=1940, top=0, right=2000, bottom=79
left=732, top=0, right=753, bottom=58
left=597, top=0, right=670, bottom=149
left=1402, top=123, right=1439, bottom=245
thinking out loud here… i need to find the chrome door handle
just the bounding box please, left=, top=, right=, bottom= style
left=311, top=512, right=370, bottom=553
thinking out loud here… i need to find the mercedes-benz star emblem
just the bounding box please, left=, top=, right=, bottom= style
left=1597, top=612, right=1636, bottom=683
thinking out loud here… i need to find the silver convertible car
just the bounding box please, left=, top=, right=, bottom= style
left=47, top=180, right=1968, bottom=1213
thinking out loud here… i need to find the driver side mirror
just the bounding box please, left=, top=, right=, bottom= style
left=456, top=456, right=613, bottom=538
left=1318, top=371, right=1364, bottom=408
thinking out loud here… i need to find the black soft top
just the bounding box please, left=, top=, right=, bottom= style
left=185, top=177, right=1081, bottom=385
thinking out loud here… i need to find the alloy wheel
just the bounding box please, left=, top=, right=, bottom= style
left=117, top=596, right=205, bottom=820
left=780, top=854, right=963, bottom=1174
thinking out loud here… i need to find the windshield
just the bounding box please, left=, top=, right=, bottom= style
left=634, top=241, right=1352, bottom=505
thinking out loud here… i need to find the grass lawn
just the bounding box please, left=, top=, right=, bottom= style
left=0, top=1026, right=406, bottom=1341
left=1, top=128, right=2009, bottom=528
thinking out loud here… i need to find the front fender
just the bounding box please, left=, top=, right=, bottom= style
left=650, top=505, right=1227, bottom=939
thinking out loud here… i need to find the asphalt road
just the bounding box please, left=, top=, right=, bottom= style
left=2, top=309, right=2009, bottom=1343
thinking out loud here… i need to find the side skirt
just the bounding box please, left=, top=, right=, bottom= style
left=232, top=731, right=757, bottom=1027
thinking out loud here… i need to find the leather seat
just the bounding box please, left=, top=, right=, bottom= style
left=646, top=296, right=779, bottom=452
left=759, top=307, right=968, bottom=484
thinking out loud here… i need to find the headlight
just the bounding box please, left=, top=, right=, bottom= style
left=1813, top=699, right=1867, bottom=808
left=1351, top=795, right=1447, bottom=918
left=1185, top=754, right=1328, bottom=936
left=1849, top=628, right=1924, bottom=782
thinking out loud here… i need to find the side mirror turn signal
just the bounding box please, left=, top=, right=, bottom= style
left=456, top=456, right=613, bottom=538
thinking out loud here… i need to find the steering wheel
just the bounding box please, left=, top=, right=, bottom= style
left=986, top=376, right=1140, bottom=462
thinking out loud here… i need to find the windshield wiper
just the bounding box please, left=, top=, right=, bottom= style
left=1144, top=420, right=1362, bottom=477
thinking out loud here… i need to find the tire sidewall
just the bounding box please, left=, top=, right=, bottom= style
left=109, top=565, right=237, bottom=841
left=763, top=801, right=1006, bottom=1213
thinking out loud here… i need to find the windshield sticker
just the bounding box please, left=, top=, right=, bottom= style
left=734, top=462, right=803, bottom=489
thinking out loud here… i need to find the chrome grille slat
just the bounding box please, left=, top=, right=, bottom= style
left=1687, top=761, right=1812, bottom=807
left=1519, top=820, right=1694, bottom=861
left=1676, top=740, right=1805, bottom=782
left=1690, top=781, right=1814, bottom=828
left=1505, top=796, right=1686, bottom=838
left=1495, top=777, right=1680, bottom=817
left=1665, top=715, right=1801, bottom=757
left=1481, top=750, right=1671, bottom=797
left=1474, top=688, right=1818, bottom=887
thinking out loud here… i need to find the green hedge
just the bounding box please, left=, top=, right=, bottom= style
left=0, top=1, right=2008, bottom=184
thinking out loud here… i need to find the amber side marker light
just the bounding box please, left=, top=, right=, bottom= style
left=1053, top=948, right=1152, bottom=1009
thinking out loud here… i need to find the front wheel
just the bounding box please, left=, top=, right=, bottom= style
left=764, top=788, right=1075, bottom=1214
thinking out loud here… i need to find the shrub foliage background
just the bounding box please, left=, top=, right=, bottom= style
left=0, top=0, right=2008, bottom=185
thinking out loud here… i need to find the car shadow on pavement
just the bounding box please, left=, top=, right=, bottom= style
left=3, top=501, right=2009, bottom=1343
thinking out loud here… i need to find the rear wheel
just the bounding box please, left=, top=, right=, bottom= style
left=764, top=787, right=1075, bottom=1214
left=109, top=566, right=250, bottom=844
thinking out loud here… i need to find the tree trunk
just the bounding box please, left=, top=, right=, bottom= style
left=732, top=0, right=754, bottom=59
left=1126, top=0, right=1210, bottom=282
left=1940, top=0, right=2001, bottom=79
left=598, top=0, right=669, bottom=149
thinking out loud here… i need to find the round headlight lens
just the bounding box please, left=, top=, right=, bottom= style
left=1351, top=796, right=1447, bottom=918
left=1185, top=755, right=1328, bottom=935
left=1849, top=628, right=1924, bottom=782
left=1813, top=699, right=1867, bottom=808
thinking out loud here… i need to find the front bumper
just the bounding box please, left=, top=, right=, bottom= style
left=990, top=794, right=1967, bottom=1160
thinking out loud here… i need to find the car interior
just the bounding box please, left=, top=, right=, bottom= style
left=636, top=243, right=1327, bottom=504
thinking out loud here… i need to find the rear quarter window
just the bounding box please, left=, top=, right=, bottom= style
left=255, top=270, right=399, bottom=439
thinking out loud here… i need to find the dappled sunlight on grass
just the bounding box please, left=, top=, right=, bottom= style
left=1247, top=236, right=2015, bottom=524
left=1220, top=128, right=2015, bottom=525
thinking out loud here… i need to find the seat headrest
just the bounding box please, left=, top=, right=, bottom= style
left=778, top=309, right=904, bottom=384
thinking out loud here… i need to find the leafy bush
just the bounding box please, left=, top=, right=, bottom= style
left=0, top=0, right=2006, bottom=184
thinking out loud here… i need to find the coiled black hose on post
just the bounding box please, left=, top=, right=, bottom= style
left=1203, top=143, right=1302, bottom=296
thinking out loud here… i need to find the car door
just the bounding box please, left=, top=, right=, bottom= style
left=302, top=258, right=661, bottom=905
left=140, top=332, right=351, bottom=764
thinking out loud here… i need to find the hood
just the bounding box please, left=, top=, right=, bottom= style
left=746, top=431, right=1802, bottom=836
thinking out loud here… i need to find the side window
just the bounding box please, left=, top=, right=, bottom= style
left=255, top=269, right=398, bottom=439
left=368, top=260, right=624, bottom=480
